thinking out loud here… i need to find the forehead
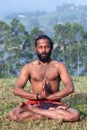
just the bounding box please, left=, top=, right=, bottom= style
left=37, top=38, right=50, bottom=46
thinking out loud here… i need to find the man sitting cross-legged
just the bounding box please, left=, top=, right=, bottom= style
left=8, top=35, right=80, bottom=122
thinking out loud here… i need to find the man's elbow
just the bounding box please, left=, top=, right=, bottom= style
left=13, top=87, right=19, bottom=96
left=69, top=86, right=74, bottom=94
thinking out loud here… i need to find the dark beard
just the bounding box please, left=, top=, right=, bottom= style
left=37, top=52, right=51, bottom=62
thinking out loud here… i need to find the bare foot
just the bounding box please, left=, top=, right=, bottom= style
left=20, top=102, right=26, bottom=108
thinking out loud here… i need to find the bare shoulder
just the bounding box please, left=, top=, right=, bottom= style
left=51, top=60, right=69, bottom=76
left=51, top=60, right=67, bottom=68
left=22, top=60, right=39, bottom=71
left=30, top=60, right=39, bottom=65
left=52, top=60, right=72, bottom=82
left=23, top=60, right=38, bottom=67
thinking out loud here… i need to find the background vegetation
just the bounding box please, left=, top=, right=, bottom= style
left=0, top=18, right=87, bottom=77
left=3, top=3, right=87, bottom=36
left=0, top=3, right=87, bottom=77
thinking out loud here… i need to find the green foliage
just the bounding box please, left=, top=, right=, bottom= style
left=0, top=19, right=87, bottom=77
left=53, top=22, right=87, bottom=76
left=29, top=27, right=45, bottom=49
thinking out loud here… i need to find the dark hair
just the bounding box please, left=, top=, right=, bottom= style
left=35, top=35, right=53, bottom=49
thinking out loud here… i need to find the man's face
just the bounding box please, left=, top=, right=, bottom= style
left=35, top=39, right=52, bottom=62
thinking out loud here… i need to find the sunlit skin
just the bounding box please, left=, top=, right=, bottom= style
left=8, top=36, right=80, bottom=122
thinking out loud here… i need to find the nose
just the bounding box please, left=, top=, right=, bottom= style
left=42, top=47, right=46, bottom=52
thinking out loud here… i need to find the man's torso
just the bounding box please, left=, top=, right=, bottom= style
left=27, top=60, right=61, bottom=94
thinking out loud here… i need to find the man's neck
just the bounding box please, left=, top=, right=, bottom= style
left=38, top=59, right=51, bottom=66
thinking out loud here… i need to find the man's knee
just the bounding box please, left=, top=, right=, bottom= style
left=69, top=110, right=80, bottom=122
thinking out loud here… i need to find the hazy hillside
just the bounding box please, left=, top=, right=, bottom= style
left=2, top=3, right=87, bottom=36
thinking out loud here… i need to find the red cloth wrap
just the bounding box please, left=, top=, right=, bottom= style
left=28, top=99, right=60, bottom=108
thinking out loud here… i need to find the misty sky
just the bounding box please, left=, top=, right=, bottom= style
left=0, top=0, right=87, bottom=15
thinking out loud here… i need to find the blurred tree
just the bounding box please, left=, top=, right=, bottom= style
left=53, top=22, right=86, bottom=76
left=0, top=19, right=87, bottom=77
left=29, top=27, right=44, bottom=50
left=0, top=21, right=11, bottom=77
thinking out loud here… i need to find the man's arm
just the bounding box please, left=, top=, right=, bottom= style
left=14, top=64, right=36, bottom=100
left=46, top=63, right=74, bottom=100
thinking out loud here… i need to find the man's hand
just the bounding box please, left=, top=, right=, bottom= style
left=39, top=80, right=52, bottom=99
left=39, top=80, right=47, bottom=99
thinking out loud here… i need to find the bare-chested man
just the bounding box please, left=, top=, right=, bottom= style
left=8, top=35, right=80, bottom=122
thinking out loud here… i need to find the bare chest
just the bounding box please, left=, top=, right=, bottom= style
left=30, top=64, right=59, bottom=81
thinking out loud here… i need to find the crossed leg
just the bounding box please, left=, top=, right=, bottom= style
left=8, top=106, right=44, bottom=121
left=8, top=103, right=80, bottom=122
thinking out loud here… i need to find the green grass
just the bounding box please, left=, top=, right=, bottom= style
left=0, top=77, right=87, bottom=130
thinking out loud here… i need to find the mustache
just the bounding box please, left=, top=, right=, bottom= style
left=41, top=53, right=48, bottom=55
